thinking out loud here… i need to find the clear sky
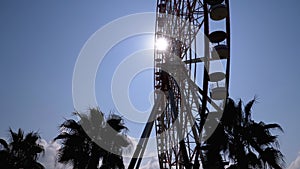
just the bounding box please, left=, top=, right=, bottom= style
left=1, top=0, right=300, bottom=168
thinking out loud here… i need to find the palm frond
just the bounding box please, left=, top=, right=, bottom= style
left=0, top=139, right=9, bottom=150
left=244, top=97, right=257, bottom=123
left=259, top=147, right=285, bottom=169
left=24, top=132, right=40, bottom=144
left=9, top=128, right=23, bottom=143
left=59, top=119, right=80, bottom=130
left=246, top=151, right=262, bottom=168
left=107, top=114, right=128, bottom=133
left=264, top=123, right=284, bottom=132
left=244, top=98, right=256, bottom=115
left=53, top=132, right=73, bottom=141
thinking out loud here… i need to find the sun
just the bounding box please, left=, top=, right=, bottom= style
left=156, top=38, right=168, bottom=51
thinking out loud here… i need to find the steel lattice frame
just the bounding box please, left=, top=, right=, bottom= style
left=128, top=0, right=230, bottom=168
left=153, top=0, right=231, bottom=168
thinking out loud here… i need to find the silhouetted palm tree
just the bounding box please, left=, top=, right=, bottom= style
left=222, top=98, right=285, bottom=169
left=54, top=108, right=130, bottom=169
left=0, top=128, right=45, bottom=169
left=99, top=114, right=130, bottom=169
left=54, top=119, right=90, bottom=168
left=202, top=98, right=285, bottom=169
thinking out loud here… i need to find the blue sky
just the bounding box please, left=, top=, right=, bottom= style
left=1, top=0, right=300, bottom=168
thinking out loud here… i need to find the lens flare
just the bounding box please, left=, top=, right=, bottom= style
left=156, top=38, right=168, bottom=51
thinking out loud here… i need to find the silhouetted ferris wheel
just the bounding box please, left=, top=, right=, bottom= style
left=129, top=0, right=231, bottom=168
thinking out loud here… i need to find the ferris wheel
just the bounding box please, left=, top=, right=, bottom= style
left=129, top=0, right=231, bottom=168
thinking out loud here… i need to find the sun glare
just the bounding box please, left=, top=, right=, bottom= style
left=156, top=38, right=168, bottom=51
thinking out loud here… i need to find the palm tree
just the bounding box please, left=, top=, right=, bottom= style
left=202, top=123, right=227, bottom=169
left=54, top=108, right=130, bottom=169
left=54, top=119, right=91, bottom=168
left=100, top=114, right=130, bottom=169
left=0, top=128, right=45, bottom=169
left=202, top=98, right=285, bottom=169
left=222, top=98, right=285, bottom=169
